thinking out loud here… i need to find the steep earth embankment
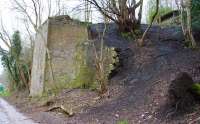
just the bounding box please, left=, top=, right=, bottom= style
left=7, top=24, right=200, bottom=124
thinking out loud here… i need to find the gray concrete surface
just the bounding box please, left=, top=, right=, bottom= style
left=0, top=98, right=37, bottom=124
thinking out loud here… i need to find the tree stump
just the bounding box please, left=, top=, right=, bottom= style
left=168, top=72, right=195, bottom=111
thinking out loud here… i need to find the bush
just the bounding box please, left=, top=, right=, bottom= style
left=1, top=31, right=31, bottom=91
left=94, top=46, right=118, bottom=94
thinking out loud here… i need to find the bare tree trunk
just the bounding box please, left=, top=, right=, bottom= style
left=86, top=0, right=143, bottom=33
left=139, top=0, right=159, bottom=46
left=186, top=0, right=196, bottom=47
left=12, top=0, right=59, bottom=96
left=137, top=0, right=143, bottom=25
left=180, top=0, right=186, bottom=36
left=180, top=0, right=196, bottom=48
left=93, top=16, right=108, bottom=95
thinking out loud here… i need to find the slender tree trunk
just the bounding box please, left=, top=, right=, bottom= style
left=180, top=0, right=186, bottom=36
left=186, top=0, right=196, bottom=47
left=137, top=0, right=143, bottom=25
left=139, top=0, right=159, bottom=46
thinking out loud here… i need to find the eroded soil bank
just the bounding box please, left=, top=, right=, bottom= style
left=6, top=24, right=200, bottom=124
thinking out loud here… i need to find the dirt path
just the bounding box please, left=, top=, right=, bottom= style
left=0, top=98, right=37, bottom=124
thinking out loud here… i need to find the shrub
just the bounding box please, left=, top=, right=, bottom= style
left=1, top=31, right=31, bottom=91
left=94, top=46, right=118, bottom=94
left=86, top=0, right=143, bottom=33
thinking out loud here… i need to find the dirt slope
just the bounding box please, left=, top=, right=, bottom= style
left=59, top=24, right=200, bottom=124
left=7, top=24, right=200, bottom=124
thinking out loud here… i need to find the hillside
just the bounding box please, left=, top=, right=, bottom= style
left=6, top=24, right=200, bottom=124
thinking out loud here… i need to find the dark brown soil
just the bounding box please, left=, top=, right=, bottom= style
left=6, top=24, right=200, bottom=124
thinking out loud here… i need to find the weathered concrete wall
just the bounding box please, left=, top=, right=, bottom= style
left=30, top=21, right=48, bottom=96
left=45, top=16, right=88, bottom=91
left=31, top=16, right=117, bottom=95
left=30, top=15, right=89, bottom=96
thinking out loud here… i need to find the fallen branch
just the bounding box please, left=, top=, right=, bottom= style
left=47, top=105, right=74, bottom=117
